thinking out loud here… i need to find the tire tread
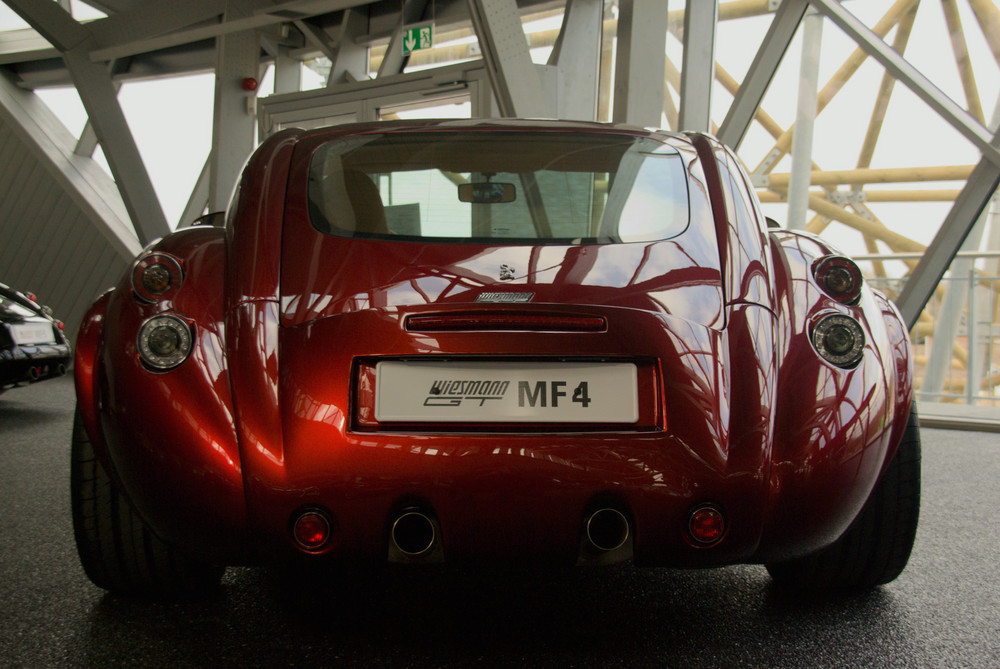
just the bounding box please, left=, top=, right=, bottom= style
left=766, top=402, right=921, bottom=590
left=70, top=408, right=224, bottom=598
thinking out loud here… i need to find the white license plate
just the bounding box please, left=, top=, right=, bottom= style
left=375, top=361, right=638, bottom=423
left=11, top=322, right=55, bottom=345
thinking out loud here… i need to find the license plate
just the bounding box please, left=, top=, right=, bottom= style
left=375, top=361, right=638, bottom=423
left=11, top=322, right=55, bottom=345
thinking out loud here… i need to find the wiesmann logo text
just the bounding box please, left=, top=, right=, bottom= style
left=424, top=379, right=510, bottom=407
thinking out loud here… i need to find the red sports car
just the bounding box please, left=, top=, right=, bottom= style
left=72, top=120, right=919, bottom=597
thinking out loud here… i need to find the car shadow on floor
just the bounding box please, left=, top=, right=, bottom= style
left=72, top=563, right=920, bottom=668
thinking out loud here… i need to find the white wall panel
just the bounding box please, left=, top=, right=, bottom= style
left=0, top=72, right=139, bottom=344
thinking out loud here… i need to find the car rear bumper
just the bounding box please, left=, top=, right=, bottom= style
left=248, top=430, right=767, bottom=567
left=1, top=344, right=71, bottom=386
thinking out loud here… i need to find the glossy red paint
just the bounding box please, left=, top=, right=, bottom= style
left=757, top=231, right=912, bottom=561
left=96, top=228, right=249, bottom=563
left=74, top=291, right=110, bottom=462
left=74, top=120, right=913, bottom=571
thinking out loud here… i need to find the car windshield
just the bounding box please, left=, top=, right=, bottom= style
left=307, top=131, right=691, bottom=244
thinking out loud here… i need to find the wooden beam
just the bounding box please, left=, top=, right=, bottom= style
left=765, top=165, right=975, bottom=188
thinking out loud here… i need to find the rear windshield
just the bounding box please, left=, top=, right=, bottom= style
left=307, top=131, right=691, bottom=244
left=0, top=293, right=35, bottom=319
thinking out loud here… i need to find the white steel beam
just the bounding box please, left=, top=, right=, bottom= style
left=3, top=0, right=91, bottom=51
left=895, top=133, right=1000, bottom=329
left=547, top=0, right=602, bottom=121
left=209, top=24, right=259, bottom=212
left=810, top=0, right=1000, bottom=168
left=717, top=0, right=808, bottom=148
left=0, top=69, right=139, bottom=261
left=326, top=7, right=370, bottom=86
left=82, top=0, right=142, bottom=13
left=6, top=0, right=169, bottom=243
left=74, top=61, right=122, bottom=157
left=178, top=153, right=212, bottom=228
left=612, top=0, right=668, bottom=127
left=467, top=0, right=546, bottom=118
left=273, top=47, right=303, bottom=94
left=377, top=0, right=430, bottom=78
left=786, top=10, right=822, bottom=230
left=677, top=0, right=717, bottom=132
left=293, top=19, right=339, bottom=63
left=0, top=28, right=59, bottom=66
left=74, top=121, right=100, bottom=158
left=86, top=0, right=227, bottom=55
left=87, top=0, right=369, bottom=63
left=64, top=47, right=169, bottom=243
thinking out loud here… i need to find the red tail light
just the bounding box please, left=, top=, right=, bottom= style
left=291, top=510, right=332, bottom=551
left=813, top=256, right=863, bottom=305
left=406, top=312, right=606, bottom=332
left=688, top=505, right=726, bottom=546
left=131, top=253, right=184, bottom=303
left=56, top=321, right=65, bottom=331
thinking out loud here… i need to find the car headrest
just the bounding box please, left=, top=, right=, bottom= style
left=343, top=169, right=388, bottom=235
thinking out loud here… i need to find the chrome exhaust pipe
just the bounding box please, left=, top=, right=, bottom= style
left=56, top=364, right=67, bottom=377
left=27, top=367, right=40, bottom=381
left=585, top=508, right=630, bottom=552
left=390, top=510, right=437, bottom=558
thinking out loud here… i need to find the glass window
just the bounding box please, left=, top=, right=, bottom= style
left=307, top=132, right=692, bottom=244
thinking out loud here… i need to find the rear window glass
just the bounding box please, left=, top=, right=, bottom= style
left=307, top=132, right=691, bottom=244
left=0, top=294, right=35, bottom=318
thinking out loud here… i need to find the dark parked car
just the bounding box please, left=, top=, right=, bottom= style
left=72, top=120, right=919, bottom=598
left=1, top=283, right=71, bottom=393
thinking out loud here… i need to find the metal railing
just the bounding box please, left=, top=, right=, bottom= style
left=862, top=253, right=1000, bottom=407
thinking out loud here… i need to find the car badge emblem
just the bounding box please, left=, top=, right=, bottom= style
left=499, top=264, right=516, bottom=281
left=475, top=292, right=534, bottom=303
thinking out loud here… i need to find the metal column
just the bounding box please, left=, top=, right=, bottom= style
left=612, top=0, right=668, bottom=127
left=786, top=10, right=823, bottom=230
left=677, top=0, right=717, bottom=132
left=209, top=17, right=259, bottom=212
left=467, top=0, right=547, bottom=118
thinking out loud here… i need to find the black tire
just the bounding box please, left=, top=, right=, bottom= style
left=70, top=408, right=225, bottom=598
left=766, top=402, right=921, bottom=591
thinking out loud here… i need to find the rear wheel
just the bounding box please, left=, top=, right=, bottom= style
left=766, top=403, right=921, bottom=591
left=70, top=408, right=225, bottom=598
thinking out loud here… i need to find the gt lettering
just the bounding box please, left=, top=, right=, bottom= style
left=517, top=381, right=592, bottom=408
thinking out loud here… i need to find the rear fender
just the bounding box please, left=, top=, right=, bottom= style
left=74, top=291, right=112, bottom=467
left=94, top=228, right=250, bottom=563
left=757, top=231, right=914, bottom=562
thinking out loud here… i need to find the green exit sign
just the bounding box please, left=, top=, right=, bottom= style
left=403, top=22, right=433, bottom=56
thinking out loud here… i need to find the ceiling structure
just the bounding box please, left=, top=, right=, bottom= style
left=1, top=0, right=999, bottom=408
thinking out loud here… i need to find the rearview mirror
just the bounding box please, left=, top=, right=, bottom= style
left=458, top=182, right=516, bottom=204
left=192, top=211, right=226, bottom=227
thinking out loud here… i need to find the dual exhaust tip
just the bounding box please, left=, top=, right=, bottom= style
left=390, top=510, right=438, bottom=558
left=584, top=508, right=630, bottom=552
left=388, top=506, right=632, bottom=560
left=293, top=505, right=634, bottom=560
left=25, top=363, right=66, bottom=382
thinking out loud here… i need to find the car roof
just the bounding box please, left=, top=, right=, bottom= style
left=297, top=118, right=691, bottom=146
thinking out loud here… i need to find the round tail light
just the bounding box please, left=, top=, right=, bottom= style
left=688, top=505, right=726, bottom=546
left=137, top=313, right=193, bottom=370
left=292, top=510, right=332, bottom=551
left=811, top=314, right=866, bottom=368
left=132, top=253, right=184, bottom=302
left=814, top=256, right=863, bottom=304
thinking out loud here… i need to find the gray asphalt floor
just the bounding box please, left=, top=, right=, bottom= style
left=2, top=374, right=999, bottom=668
